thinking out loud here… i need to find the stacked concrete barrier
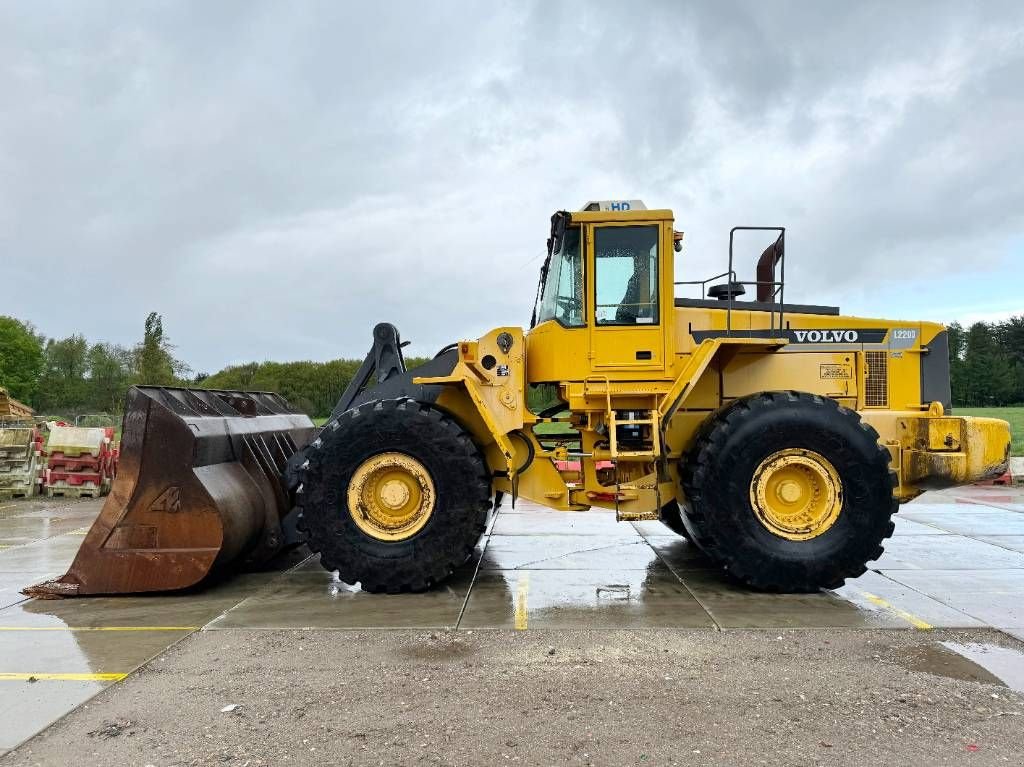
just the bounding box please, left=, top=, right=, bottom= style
left=0, top=426, right=40, bottom=500
left=0, top=387, right=34, bottom=420
left=41, top=425, right=117, bottom=498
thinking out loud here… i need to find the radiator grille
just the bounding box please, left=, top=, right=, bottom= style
left=865, top=351, right=888, bottom=407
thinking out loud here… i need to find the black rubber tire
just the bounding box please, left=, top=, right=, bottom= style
left=659, top=500, right=689, bottom=539
left=297, top=398, right=491, bottom=593
left=679, top=391, right=897, bottom=592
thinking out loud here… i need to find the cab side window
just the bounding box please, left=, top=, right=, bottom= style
left=594, top=226, right=659, bottom=325
left=536, top=227, right=584, bottom=327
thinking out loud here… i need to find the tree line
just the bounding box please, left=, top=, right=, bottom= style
left=1, top=312, right=1020, bottom=418
left=0, top=312, right=427, bottom=419
left=0, top=312, right=189, bottom=417
left=199, top=355, right=428, bottom=420
left=948, top=317, right=1024, bottom=407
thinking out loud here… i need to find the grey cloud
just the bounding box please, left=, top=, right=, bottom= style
left=1, top=2, right=1022, bottom=371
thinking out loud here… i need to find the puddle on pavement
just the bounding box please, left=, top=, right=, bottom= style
left=940, top=642, right=1024, bottom=693
left=893, top=641, right=1024, bottom=692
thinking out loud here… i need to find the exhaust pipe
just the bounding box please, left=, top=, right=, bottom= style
left=25, top=386, right=315, bottom=598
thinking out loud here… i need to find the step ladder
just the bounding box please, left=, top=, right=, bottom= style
left=608, top=408, right=662, bottom=522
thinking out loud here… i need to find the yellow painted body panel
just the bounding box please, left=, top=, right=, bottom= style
left=418, top=206, right=1010, bottom=515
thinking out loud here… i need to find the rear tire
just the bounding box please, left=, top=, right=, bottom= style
left=298, top=398, right=491, bottom=593
left=680, top=391, right=897, bottom=592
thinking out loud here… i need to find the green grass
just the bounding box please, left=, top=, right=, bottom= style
left=955, top=406, right=1023, bottom=456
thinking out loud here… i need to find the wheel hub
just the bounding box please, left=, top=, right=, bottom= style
left=750, top=448, right=842, bottom=541
left=347, top=452, right=435, bottom=541
left=379, top=479, right=411, bottom=509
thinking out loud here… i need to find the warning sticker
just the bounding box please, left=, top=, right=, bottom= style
left=819, top=364, right=852, bottom=380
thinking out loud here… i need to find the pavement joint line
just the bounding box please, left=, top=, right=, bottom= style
left=962, top=536, right=1024, bottom=557
left=510, top=539, right=648, bottom=570
left=198, top=555, right=318, bottom=631
left=453, top=510, right=495, bottom=631
left=876, top=568, right=1020, bottom=629
left=0, top=626, right=199, bottom=632
left=950, top=496, right=1024, bottom=514
left=642, top=537, right=723, bottom=631
left=0, top=672, right=127, bottom=682
left=859, top=590, right=933, bottom=630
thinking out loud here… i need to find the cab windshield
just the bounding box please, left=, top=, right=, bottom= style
left=533, top=227, right=583, bottom=327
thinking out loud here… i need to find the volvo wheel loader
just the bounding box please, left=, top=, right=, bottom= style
left=28, top=200, right=1012, bottom=598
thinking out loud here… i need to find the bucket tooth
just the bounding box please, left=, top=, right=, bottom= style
left=24, top=386, right=315, bottom=598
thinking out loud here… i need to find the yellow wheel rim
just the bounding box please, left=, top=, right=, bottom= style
left=347, top=452, right=435, bottom=541
left=749, top=448, right=842, bottom=541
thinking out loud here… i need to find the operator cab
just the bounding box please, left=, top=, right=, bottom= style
left=529, top=201, right=676, bottom=377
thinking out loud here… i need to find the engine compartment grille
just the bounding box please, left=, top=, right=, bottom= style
left=865, top=351, right=888, bottom=407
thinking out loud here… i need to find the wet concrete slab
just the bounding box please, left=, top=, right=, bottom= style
left=479, top=535, right=661, bottom=571
left=2, top=485, right=1024, bottom=753
left=680, top=569, right=918, bottom=629
left=880, top=569, right=1024, bottom=629
left=459, top=564, right=716, bottom=629
left=0, top=680, right=112, bottom=752
left=207, top=565, right=475, bottom=630
left=0, top=573, right=288, bottom=752
left=490, top=510, right=639, bottom=537
left=975, top=535, right=1024, bottom=554
left=629, top=520, right=676, bottom=537
left=0, top=535, right=84, bottom=573
left=832, top=570, right=985, bottom=628
left=871, top=534, right=1024, bottom=570
left=891, top=516, right=950, bottom=535
left=0, top=629, right=184, bottom=677
left=0, top=518, right=91, bottom=545
left=643, top=536, right=716, bottom=572
left=899, top=508, right=1024, bottom=536
left=949, top=494, right=1024, bottom=513
left=0, top=571, right=288, bottom=630
left=0, top=572, right=51, bottom=610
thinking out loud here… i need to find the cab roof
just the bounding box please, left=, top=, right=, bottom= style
left=570, top=206, right=674, bottom=224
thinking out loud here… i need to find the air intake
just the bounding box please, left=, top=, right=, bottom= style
left=865, top=351, right=888, bottom=407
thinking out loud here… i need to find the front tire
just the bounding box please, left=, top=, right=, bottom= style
left=298, top=398, right=491, bottom=593
left=680, top=391, right=897, bottom=592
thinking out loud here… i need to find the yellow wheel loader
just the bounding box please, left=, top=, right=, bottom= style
left=28, top=200, right=1012, bottom=598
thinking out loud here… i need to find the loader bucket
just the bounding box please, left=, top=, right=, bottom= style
left=24, top=386, right=315, bottom=598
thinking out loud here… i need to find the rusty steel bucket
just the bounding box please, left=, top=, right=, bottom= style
left=25, top=386, right=315, bottom=598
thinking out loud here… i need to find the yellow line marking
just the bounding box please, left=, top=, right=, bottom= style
left=69, top=528, right=89, bottom=535
left=514, top=573, right=529, bottom=631
left=0, top=672, right=127, bottom=681
left=861, top=592, right=933, bottom=630
left=0, top=626, right=198, bottom=632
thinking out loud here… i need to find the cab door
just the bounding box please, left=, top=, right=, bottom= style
left=587, top=222, right=667, bottom=371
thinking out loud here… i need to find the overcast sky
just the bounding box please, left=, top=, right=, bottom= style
left=2, top=2, right=1022, bottom=373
